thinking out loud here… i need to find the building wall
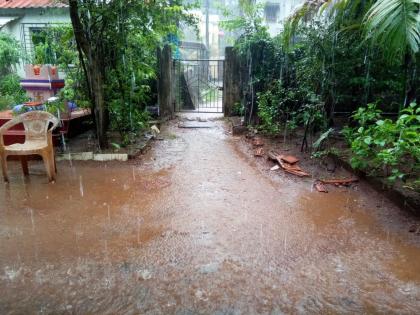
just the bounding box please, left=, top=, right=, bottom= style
left=0, top=7, right=70, bottom=77
left=257, top=0, right=305, bottom=36
left=184, top=0, right=306, bottom=58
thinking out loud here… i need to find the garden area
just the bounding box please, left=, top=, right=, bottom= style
left=1, top=0, right=418, bottom=191
left=223, top=0, right=420, bottom=210
left=0, top=0, right=420, bottom=313
left=1, top=0, right=196, bottom=152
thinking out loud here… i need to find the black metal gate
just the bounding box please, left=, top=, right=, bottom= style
left=173, top=59, right=224, bottom=113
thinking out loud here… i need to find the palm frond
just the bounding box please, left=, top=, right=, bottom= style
left=365, top=0, right=420, bottom=57
left=282, top=1, right=327, bottom=49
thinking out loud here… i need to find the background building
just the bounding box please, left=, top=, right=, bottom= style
left=181, top=0, right=305, bottom=59
left=0, top=0, right=306, bottom=66
left=0, top=0, right=69, bottom=76
left=259, top=0, right=305, bottom=36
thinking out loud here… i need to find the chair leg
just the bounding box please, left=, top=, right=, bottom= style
left=48, top=148, right=57, bottom=178
left=52, top=148, right=57, bottom=174
left=41, top=152, right=54, bottom=182
left=21, top=156, right=29, bottom=176
left=1, top=153, right=9, bottom=182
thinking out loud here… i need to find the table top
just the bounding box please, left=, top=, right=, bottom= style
left=0, top=109, right=91, bottom=121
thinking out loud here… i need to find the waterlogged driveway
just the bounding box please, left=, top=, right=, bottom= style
left=0, top=118, right=420, bottom=314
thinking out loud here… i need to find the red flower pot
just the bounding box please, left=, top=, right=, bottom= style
left=33, top=65, right=41, bottom=76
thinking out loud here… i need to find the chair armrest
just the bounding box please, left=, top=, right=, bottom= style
left=48, top=116, right=60, bottom=132
left=0, top=119, right=19, bottom=136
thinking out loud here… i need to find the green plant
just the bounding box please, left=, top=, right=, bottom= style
left=108, top=99, right=151, bottom=146
left=313, top=128, right=334, bottom=151
left=257, top=81, right=300, bottom=134
left=0, top=95, right=15, bottom=111
left=365, top=0, right=420, bottom=59
left=0, top=33, right=21, bottom=75
left=311, top=146, right=340, bottom=159
left=232, top=102, right=244, bottom=116
left=45, top=99, right=66, bottom=116
left=257, top=86, right=282, bottom=134
left=68, top=0, right=197, bottom=147
left=0, top=74, right=28, bottom=109
left=345, top=102, right=420, bottom=184
left=32, top=25, right=78, bottom=68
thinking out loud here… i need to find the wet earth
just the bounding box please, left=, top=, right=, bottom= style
left=1, top=117, right=420, bottom=314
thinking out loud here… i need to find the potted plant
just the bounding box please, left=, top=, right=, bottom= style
left=33, top=65, right=41, bottom=76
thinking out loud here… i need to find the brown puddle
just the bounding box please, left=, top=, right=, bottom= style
left=0, top=119, right=419, bottom=314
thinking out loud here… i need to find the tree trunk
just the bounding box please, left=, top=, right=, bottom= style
left=90, top=57, right=108, bottom=149
left=69, top=0, right=108, bottom=148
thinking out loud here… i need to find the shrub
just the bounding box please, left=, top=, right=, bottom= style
left=257, top=80, right=327, bottom=137
left=0, top=74, right=28, bottom=110
left=108, top=99, right=150, bottom=146
left=345, top=103, right=420, bottom=184
left=0, top=74, right=27, bottom=101
left=0, top=33, right=21, bottom=75
left=0, top=95, right=15, bottom=111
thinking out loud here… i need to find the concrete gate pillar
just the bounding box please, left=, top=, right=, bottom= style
left=157, top=44, right=174, bottom=119
left=223, top=47, right=241, bottom=117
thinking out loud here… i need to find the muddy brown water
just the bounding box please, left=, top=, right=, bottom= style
left=1, top=119, right=420, bottom=314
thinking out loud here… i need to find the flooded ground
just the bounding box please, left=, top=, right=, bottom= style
left=1, top=118, right=420, bottom=314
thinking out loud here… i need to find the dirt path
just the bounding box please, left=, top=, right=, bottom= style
left=0, top=118, right=419, bottom=314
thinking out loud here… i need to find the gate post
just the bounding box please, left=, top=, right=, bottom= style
left=157, top=44, right=174, bottom=119
left=223, top=47, right=241, bottom=117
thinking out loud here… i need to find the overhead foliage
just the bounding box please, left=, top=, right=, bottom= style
left=68, top=0, right=196, bottom=147
left=365, top=0, right=420, bottom=58
left=284, top=0, right=420, bottom=60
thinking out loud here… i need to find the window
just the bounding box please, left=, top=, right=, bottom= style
left=264, top=3, right=280, bottom=23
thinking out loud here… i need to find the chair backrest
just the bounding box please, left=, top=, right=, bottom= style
left=17, top=111, right=59, bottom=141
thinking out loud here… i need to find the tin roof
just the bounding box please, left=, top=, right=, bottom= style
left=0, top=0, right=68, bottom=9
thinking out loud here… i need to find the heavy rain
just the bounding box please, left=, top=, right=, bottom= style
left=0, top=0, right=419, bottom=314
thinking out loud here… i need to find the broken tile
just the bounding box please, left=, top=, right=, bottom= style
left=254, top=147, right=264, bottom=157
left=279, top=155, right=299, bottom=164
left=315, top=181, right=328, bottom=193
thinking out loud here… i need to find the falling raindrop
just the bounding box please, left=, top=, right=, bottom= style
left=107, top=205, right=111, bottom=225
left=28, top=208, right=35, bottom=233
left=79, top=176, right=84, bottom=197
left=283, top=233, right=287, bottom=254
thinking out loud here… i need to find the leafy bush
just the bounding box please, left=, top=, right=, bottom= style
left=32, top=25, right=77, bottom=68
left=257, top=80, right=327, bottom=138
left=0, top=74, right=27, bottom=102
left=345, top=103, right=420, bottom=184
left=231, top=102, right=244, bottom=116
left=0, top=33, right=21, bottom=75
left=108, top=99, right=150, bottom=146
left=0, top=95, right=15, bottom=111
left=0, top=74, right=28, bottom=110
